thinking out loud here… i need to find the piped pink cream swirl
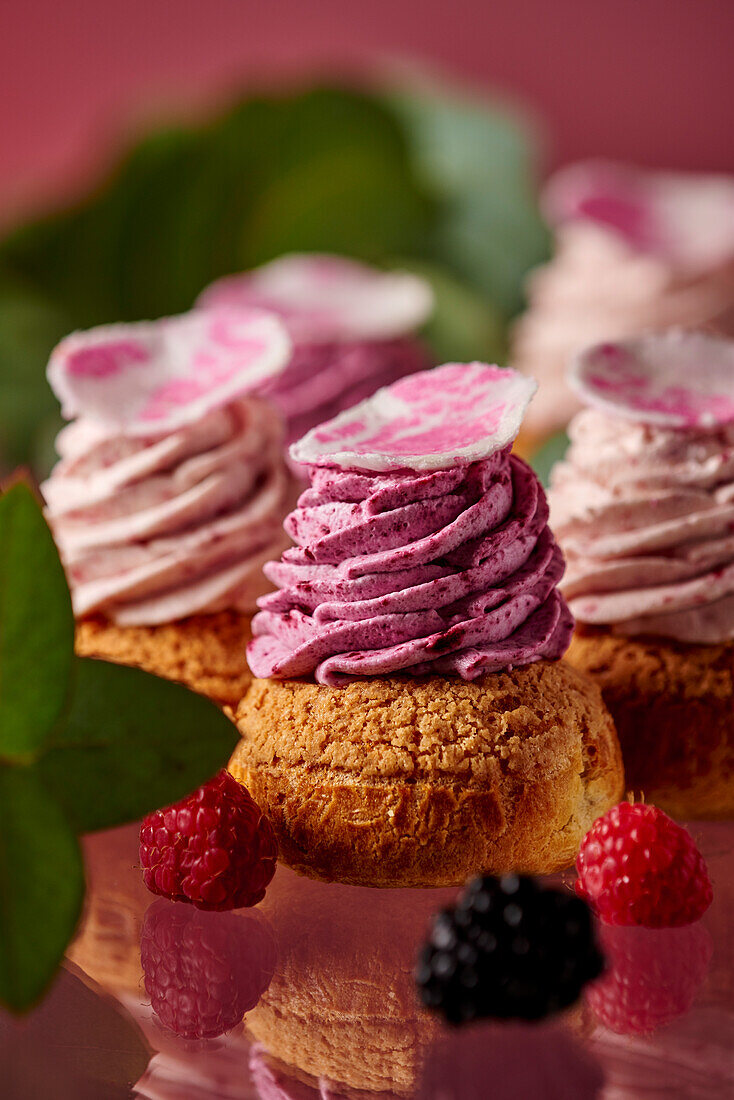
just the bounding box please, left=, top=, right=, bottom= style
left=44, top=400, right=297, bottom=624
left=248, top=363, right=572, bottom=685
left=42, top=309, right=298, bottom=625
left=550, top=413, right=734, bottom=644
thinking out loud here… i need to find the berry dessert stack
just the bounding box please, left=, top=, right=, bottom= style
left=549, top=330, right=734, bottom=817
left=43, top=307, right=299, bottom=707
left=512, top=161, right=734, bottom=450
left=230, top=362, right=623, bottom=886
left=197, top=253, right=434, bottom=454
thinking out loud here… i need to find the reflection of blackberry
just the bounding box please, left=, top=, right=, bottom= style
left=415, top=875, right=604, bottom=1025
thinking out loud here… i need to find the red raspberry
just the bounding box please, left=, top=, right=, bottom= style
left=586, top=922, right=712, bottom=1035
left=139, top=770, right=277, bottom=910
left=141, top=898, right=277, bottom=1040
left=576, top=803, right=712, bottom=927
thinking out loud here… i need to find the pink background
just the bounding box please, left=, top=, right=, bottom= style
left=1, top=0, right=733, bottom=220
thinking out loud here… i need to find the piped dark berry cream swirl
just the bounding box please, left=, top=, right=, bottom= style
left=248, top=363, right=574, bottom=685
left=42, top=308, right=299, bottom=625
left=550, top=331, right=734, bottom=643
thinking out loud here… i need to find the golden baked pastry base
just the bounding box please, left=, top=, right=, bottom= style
left=76, top=611, right=253, bottom=710
left=566, top=628, right=734, bottom=819
left=230, top=661, right=623, bottom=887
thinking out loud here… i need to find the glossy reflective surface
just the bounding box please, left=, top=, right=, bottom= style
left=2, top=821, right=732, bottom=1099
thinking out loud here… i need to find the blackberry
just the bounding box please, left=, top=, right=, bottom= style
left=415, top=874, right=604, bottom=1025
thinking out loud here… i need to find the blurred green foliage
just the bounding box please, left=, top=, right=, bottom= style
left=0, top=82, right=548, bottom=473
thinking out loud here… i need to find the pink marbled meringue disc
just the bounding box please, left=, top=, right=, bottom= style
left=512, top=162, right=734, bottom=440
left=48, top=308, right=292, bottom=435
left=549, top=404, right=734, bottom=644
left=197, top=254, right=434, bottom=446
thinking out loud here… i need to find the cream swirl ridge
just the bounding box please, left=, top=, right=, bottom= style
left=248, top=451, right=573, bottom=685
left=44, top=397, right=298, bottom=625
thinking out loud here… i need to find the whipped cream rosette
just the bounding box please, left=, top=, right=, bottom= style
left=248, top=362, right=573, bottom=685
left=512, top=161, right=734, bottom=443
left=551, top=331, right=734, bottom=642
left=197, top=254, right=434, bottom=449
left=43, top=308, right=298, bottom=627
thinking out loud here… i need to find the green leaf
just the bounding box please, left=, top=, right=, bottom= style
left=0, top=484, right=75, bottom=760
left=0, top=765, right=84, bottom=1011
left=37, top=657, right=240, bottom=832
left=530, top=430, right=570, bottom=488
left=385, top=81, right=549, bottom=316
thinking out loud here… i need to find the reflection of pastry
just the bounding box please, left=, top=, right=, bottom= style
left=66, top=824, right=148, bottom=994
left=42, top=309, right=298, bottom=705
left=550, top=333, right=734, bottom=817
left=233, top=363, right=623, bottom=885
left=513, top=161, right=734, bottom=446
left=247, top=867, right=448, bottom=1095
left=198, top=254, right=434, bottom=450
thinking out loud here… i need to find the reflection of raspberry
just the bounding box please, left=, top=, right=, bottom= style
left=576, top=803, right=712, bottom=927
left=140, top=770, right=277, bottom=910
left=587, top=922, right=712, bottom=1035
left=140, top=899, right=277, bottom=1040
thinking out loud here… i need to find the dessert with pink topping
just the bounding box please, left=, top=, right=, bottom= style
left=230, top=363, right=622, bottom=886
left=42, top=307, right=300, bottom=707
left=512, top=161, right=734, bottom=450
left=549, top=330, right=734, bottom=817
left=197, top=253, right=434, bottom=456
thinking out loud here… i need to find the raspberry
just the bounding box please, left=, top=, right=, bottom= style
left=576, top=803, right=712, bottom=928
left=586, top=922, right=712, bottom=1035
left=415, top=874, right=604, bottom=1025
left=139, top=770, right=277, bottom=910
left=140, top=898, right=277, bottom=1039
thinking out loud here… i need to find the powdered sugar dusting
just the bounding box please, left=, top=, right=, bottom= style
left=291, top=362, right=538, bottom=472
left=48, top=309, right=291, bottom=434
left=570, top=331, right=734, bottom=428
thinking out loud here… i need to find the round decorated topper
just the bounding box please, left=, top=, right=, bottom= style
left=543, top=160, right=734, bottom=273
left=47, top=309, right=291, bottom=434
left=569, top=331, right=734, bottom=429
left=290, top=362, right=538, bottom=472
left=197, top=253, right=434, bottom=344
